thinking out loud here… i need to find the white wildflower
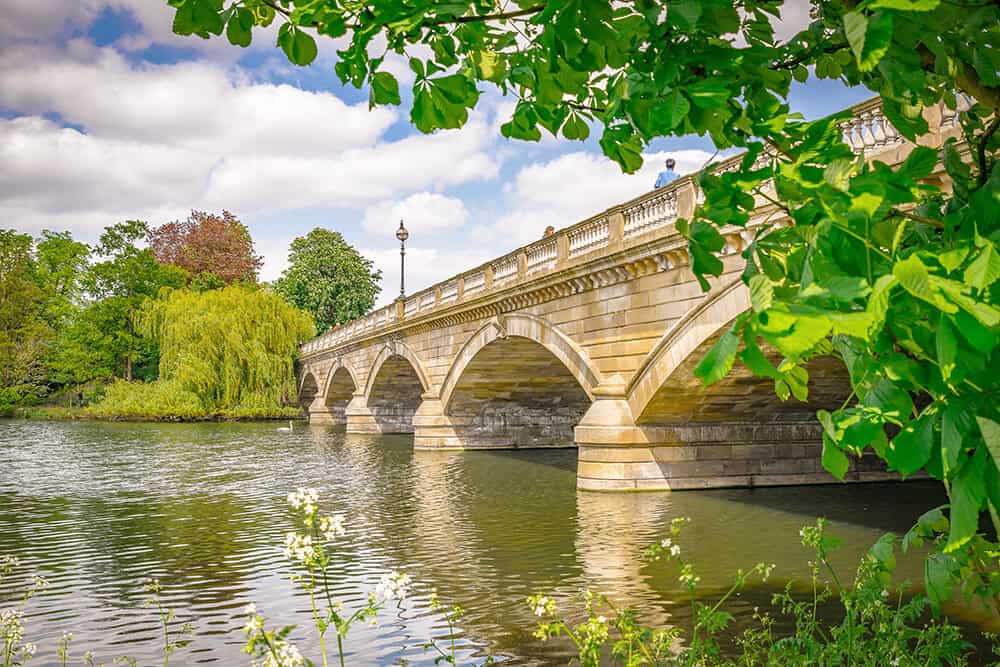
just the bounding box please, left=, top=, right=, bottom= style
left=318, top=515, right=346, bottom=541
left=670, top=544, right=681, bottom=557
left=0, top=555, right=19, bottom=575
left=530, top=596, right=555, bottom=617
left=660, top=538, right=672, bottom=548
left=287, top=488, right=319, bottom=516
left=259, top=640, right=305, bottom=667
left=375, top=571, right=412, bottom=602
left=1, top=608, right=25, bottom=644
left=243, top=603, right=257, bottom=616
left=282, top=533, right=317, bottom=565
left=243, top=615, right=264, bottom=635
left=22, top=642, right=36, bottom=659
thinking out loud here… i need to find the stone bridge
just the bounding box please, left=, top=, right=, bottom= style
left=297, top=97, right=967, bottom=491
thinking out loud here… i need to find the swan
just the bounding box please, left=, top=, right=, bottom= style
left=277, top=420, right=294, bottom=433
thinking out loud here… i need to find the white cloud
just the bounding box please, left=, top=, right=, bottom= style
left=0, top=116, right=206, bottom=222
left=0, top=0, right=283, bottom=61
left=361, top=192, right=469, bottom=236
left=0, top=43, right=395, bottom=155
left=473, top=149, right=717, bottom=247
left=0, top=42, right=501, bottom=225
left=774, top=0, right=812, bottom=44
left=0, top=0, right=102, bottom=40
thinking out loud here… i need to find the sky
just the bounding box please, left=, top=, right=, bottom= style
left=0, top=1, right=874, bottom=307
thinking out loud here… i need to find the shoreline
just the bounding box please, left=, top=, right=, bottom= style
left=2, top=406, right=307, bottom=423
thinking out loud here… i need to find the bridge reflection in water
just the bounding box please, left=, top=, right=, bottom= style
left=298, top=96, right=970, bottom=492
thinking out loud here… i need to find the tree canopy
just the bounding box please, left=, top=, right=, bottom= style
left=170, top=0, right=1000, bottom=603
left=148, top=210, right=263, bottom=286
left=0, top=230, right=51, bottom=409
left=274, top=228, right=382, bottom=331
left=72, top=221, right=188, bottom=382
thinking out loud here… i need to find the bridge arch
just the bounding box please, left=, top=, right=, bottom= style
left=439, top=313, right=602, bottom=413
left=363, top=341, right=432, bottom=402
left=439, top=314, right=602, bottom=448
left=321, top=360, right=360, bottom=423
left=627, top=279, right=849, bottom=425
left=362, top=341, right=432, bottom=433
left=323, top=359, right=360, bottom=400
left=627, top=279, right=748, bottom=422
left=298, top=369, right=320, bottom=411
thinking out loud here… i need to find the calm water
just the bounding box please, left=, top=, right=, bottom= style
left=0, top=420, right=994, bottom=665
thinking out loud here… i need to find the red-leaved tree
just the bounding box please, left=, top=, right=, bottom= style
left=148, top=210, right=262, bottom=285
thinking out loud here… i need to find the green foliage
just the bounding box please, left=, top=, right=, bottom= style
left=88, top=284, right=315, bottom=419
left=0, top=230, right=53, bottom=409
left=165, top=0, right=997, bottom=169
left=34, top=230, right=90, bottom=329
left=86, top=378, right=206, bottom=420
left=273, top=228, right=381, bottom=332
left=63, top=221, right=187, bottom=383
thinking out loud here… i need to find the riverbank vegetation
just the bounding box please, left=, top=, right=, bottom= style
left=0, top=214, right=379, bottom=421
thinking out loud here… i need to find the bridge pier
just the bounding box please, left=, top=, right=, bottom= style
left=574, top=392, right=894, bottom=491
left=412, top=398, right=462, bottom=449
left=305, top=396, right=345, bottom=425
left=344, top=394, right=381, bottom=433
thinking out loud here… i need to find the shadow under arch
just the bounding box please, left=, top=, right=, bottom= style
left=298, top=369, right=320, bottom=412
left=439, top=313, right=602, bottom=413
left=321, top=360, right=360, bottom=424
left=363, top=341, right=432, bottom=434
left=440, top=314, right=602, bottom=448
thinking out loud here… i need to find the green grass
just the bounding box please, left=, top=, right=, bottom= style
left=7, top=402, right=304, bottom=422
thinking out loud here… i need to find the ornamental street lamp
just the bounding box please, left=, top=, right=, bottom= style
left=396, top=220, right=409, bottom=299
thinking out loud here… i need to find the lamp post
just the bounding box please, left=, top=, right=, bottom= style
left=396, top=220, right=409, bottom=299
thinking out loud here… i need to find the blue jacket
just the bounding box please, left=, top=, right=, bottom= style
left=654, top=169, right=678, bottom=189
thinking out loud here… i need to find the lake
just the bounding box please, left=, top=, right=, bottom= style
left=0, top=420, right=992, bottom=665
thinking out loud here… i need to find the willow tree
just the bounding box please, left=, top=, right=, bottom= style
left=170, top=0, right=999, bottom=608
left=139, top=285, right=315, bottom=413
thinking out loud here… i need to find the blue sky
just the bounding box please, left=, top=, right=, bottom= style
left=0, top=2, right=874, bottom=306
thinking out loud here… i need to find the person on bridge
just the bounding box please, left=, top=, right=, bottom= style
left=654, top=158, right=678, bottom=189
